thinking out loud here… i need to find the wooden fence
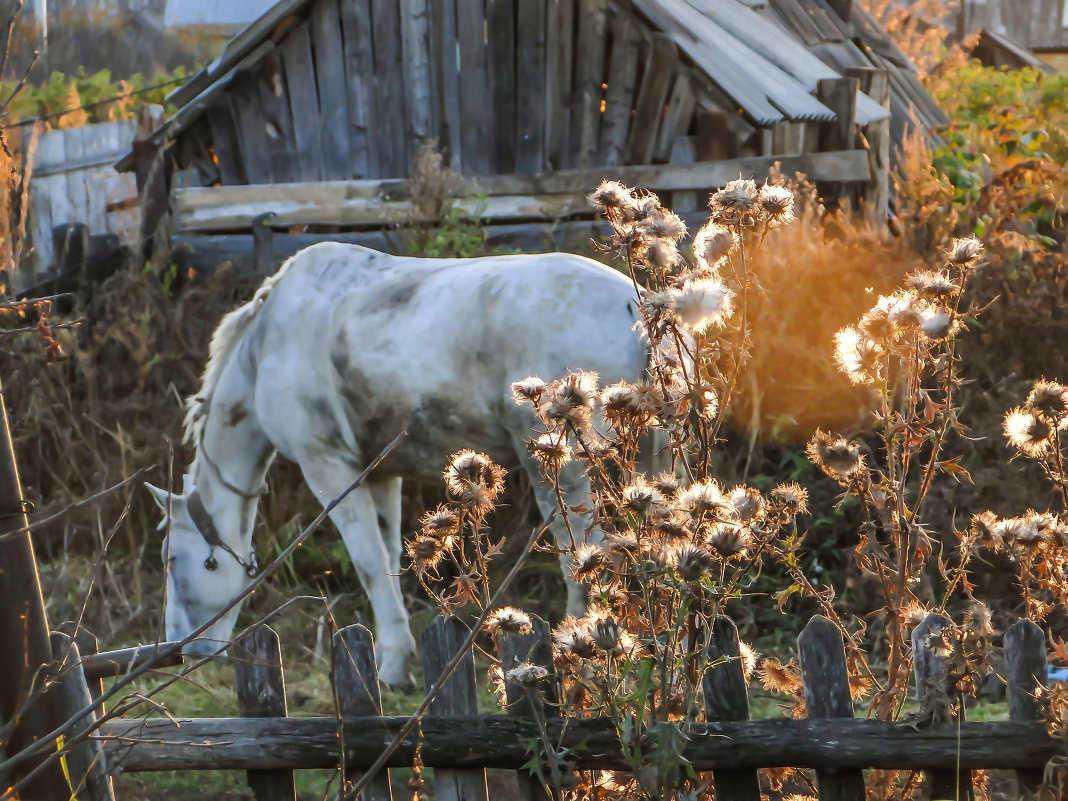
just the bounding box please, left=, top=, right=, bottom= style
left=50, top=612, right=1057, bottom=801
left=25, top=119, right=146, bottom=283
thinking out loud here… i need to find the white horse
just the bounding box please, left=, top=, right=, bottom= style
left=145, top=242, right=646, bottom=684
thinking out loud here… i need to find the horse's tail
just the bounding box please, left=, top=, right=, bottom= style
left=182, top=255, right=298, bottom=443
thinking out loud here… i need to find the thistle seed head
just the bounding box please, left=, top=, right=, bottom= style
left=807, top=429, right=863, bottom=480
left=946, top=235, right=984, bottom=267
left=671, top=278, right=735, bottom=333
left=771, top=482, right=809, bottom=515
left=757, top=182, right=795, bottom=226
left=527, top=432, right=573, bottom=470
left=486, top=607, right=533, bottom=634
left=511, top=376, right=547, bottom=405
left=1026, top=380, right=1068, bottom=422
left=692, top=222, right=739, bottom=269
left=1004, top=407, right=1052, bottom=456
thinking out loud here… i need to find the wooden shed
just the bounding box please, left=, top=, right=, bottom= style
left=117, top=0, right=948, bottom=267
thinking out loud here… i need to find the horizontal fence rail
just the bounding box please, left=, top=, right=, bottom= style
left=47, top=614, right=1062, bottom=801
left=97, top=715, right=1060, bottom=773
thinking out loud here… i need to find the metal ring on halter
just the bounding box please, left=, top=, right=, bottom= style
left=186, top=490, right=259, bottom=577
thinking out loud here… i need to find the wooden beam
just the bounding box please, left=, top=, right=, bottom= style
left=625, top=33, right=679, bottom=165
left=599, top=15, right=641, bottom=167
left=100, top=716, right=1060, bottom=774
left=172, top=149, right=871, bottom=232
left=515, top=0, right=548, bottom=174
left=846, top=66, right=890, bottom=229
left=175, top=193, right=592, bottom=232
left=279, top=24, right=325, bottom=181
left=487, top=0, right=517, bottom=174
left=310, top=0, right=352, bottom=180
left=570, top=0, right=607, bottom=167
left=456, top=0, right=492, bottom=175
left=371, top=0, right=408, bottom=177
left=340, top=0, right=375, bottom=179
left=544, top=0, right=574, bottom=170
left=401, top=0, right=434, bottom=158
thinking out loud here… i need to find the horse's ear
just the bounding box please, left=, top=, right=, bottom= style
left=144, top=483, right=172, bottom=513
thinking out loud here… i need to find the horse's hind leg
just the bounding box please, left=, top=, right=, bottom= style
left=298, top=456, right=416, bottom=686
left=368, top=477, right=403, bottom=578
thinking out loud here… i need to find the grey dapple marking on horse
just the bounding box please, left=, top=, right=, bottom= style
left=146, top=243, right=646, bottom=684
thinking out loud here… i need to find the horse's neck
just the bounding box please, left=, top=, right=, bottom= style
left=194, top=402, right=275, bottom=549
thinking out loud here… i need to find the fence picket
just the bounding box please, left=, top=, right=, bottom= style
left=496, top=614, right=558, bottom=801
left=333, top=624, right=392, bottom=801
left=798, top=615, right=865, bottom=801
left=233, top=625, right=295, bottom=801
left=912, top=613, right=974, bottom=801
left=422, top=617, right=489, bottom=801
left=48, top=631, right=115, bottom=801
left=1005, top=619, right=1048, bottom=793
left=703, top=616, right=761, bottom=801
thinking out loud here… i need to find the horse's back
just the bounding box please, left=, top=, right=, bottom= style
left=251, top=244, right=645, bottom=475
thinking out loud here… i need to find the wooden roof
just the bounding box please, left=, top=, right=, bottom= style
left=117, top=0, right=942, bottom=186
left=960, top=0, right=1068, bottom=52
left=756, top=0, right=948, bottom=154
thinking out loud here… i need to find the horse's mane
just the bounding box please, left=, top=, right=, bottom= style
left=182, top=255, right=298, bottom=443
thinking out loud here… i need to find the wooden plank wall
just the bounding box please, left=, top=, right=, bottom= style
left=190, top=0, right=705, bottom=186
left=26, top=119, right=142, bottom=285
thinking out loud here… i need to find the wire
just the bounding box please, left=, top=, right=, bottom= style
left=0, top=76, right=183, bottom=129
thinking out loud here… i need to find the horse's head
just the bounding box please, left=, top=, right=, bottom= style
left=145, top=477, right=253, bottom=655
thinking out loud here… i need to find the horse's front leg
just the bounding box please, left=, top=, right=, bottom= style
left=299, top=457, right=416, bottom=686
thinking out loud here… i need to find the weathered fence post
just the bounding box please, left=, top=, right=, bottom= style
left=48, top=631, right=116, bottom=801
left=816, top=76, right=860, bottom=208
left=333, top=624, right=392, bottom=801
left=495, top=613, right=557, bottom=801
left=57, top=622, right=104, bottom=701
left=0, top=373, right=71, bottom=798
left=845, top=66, right=890, bottom=232
left=234, top=624, right=295, bottom=801
left=422, top=616, right=489, bottom=801
left=703, top=616, right=761, bottom=801
left=912, top=613, right=974, bottom=801
left=798, top=615, right=865, bottom=801
left=1005, top=619, right=1048, bottom=793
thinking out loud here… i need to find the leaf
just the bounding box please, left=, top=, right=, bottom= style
left=935, top=457, right=972, bottom=484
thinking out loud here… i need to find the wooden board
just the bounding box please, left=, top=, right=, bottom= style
left=175, top=192, right=592, bottom=232
left=457, top=0, right=492, bottom=175
left=207, top=101, right=247, bottom=185
left=279, top=23, right=326, bottom=181
left=172, top=149, right=870, bottom=233
left=544, top=0, right=573, bottom=170
left=310, top=0, right=352, bottom=179
left=430, top=0, right=463, bottom=171
left=598, top=14, right=642, bottom=167
left=230, top=72, right=275, bottom=185
left=569, top=0, right=607, bottom=167
left=625, top=33, right=679, bottom=164
left=256, top=49, right=298, bottom=184
left=372, top=0, right=409, bottom=176
left=654, top=70, right=697, bottom=162
left=62, top=125, right=89, bottom=228
left=487, top=0, right=517, bottom=174
left=514, top=0, right=547, bottom=173
left=340, top=0, right=375, bottom=179
left=100, top=715, right=1062, bottom=773
left=401, top=0, right=434, bottom=157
